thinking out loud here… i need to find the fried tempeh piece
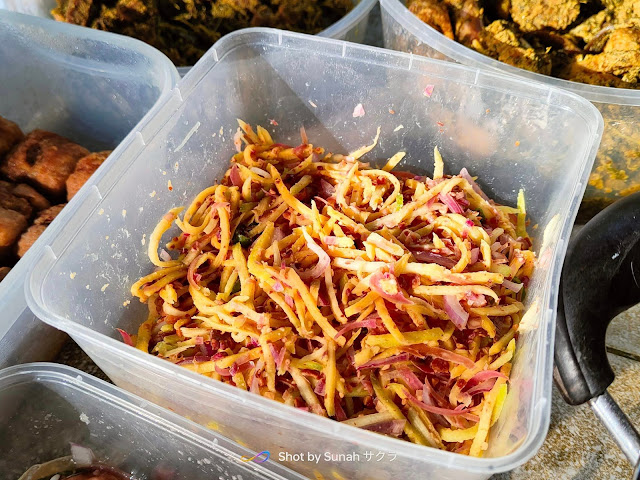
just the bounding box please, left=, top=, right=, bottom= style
left=66, top=150, right=111, bottom=200
left=1, top=130, right=89, bottom=197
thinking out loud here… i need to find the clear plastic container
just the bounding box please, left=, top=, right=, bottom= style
left=0, top=10, right=179, bottom=368
left=0, top=362, right=304, bottom=479
left=26, top=29, right=603, bottom=479
left=0, top=0, right=378, bottom=79
left=379, top=0, right=640, bottom=222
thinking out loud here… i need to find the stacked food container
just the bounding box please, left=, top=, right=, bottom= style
left=2, top=0, right=636, bottom=479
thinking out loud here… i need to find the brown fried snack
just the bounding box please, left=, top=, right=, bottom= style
left=1, top=130, right=89, bottom=198
left=12, top=183, right=50, bottom=211
left=17, top=204, right=66, bottom=258
left=0, top=116, right=24, bottom=159
left=66, top=150, right=111, bottom=200
left=0, top=181, right=32, bottom=218
left=409, top=0, right=455, bottom=39
left=479, top=20, right=553, bottom=74
left=510, top=0, right=583, bottom=32
left=0, top=207, right=28, bottom=259
left=52, top=0, right=354, bottom=66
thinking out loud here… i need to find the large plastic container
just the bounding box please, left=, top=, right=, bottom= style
left=0, top=10, right=179, bottom=368
left=26, top=29, right=603, bottom=480
left=0, top=363, right=304, bottom=479
left=379, top=0, right=640, bottom=222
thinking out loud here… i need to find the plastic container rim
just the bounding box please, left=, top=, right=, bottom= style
left=380, top=0, right=640, bottom=106
left=25, top=28, right=604, bottom=474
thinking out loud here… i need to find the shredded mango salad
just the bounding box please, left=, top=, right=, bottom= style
left=127, top=121, right=535, bottom=456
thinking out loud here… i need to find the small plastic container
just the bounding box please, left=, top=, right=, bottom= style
left=0, top=10, right=179, bottom=368
left=379, top=0, right=640, bottom=221
left=0, top=363, right=304, bottom=479
left=26, top=29, right=603, bottom=480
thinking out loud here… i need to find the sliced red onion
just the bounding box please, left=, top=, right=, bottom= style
left=322, top=236, right=340, bottom=246
left=215, top=365, right=232, bottom=377
left=395, top=366, right=423, bottom=391
left=404, top=390, right=478, bottom=420
left=285, top=294, right=295, bottom=308
left=404, top=345, right=474, bottom=368
left=460, top=168, right=490, bottom=201
left=300, top=126, right=309, bottom=145
left=116, top=328, right=134, bottom=347
left=360, top=375, right=374, bottom=395
left=334, top=317, right=379, bottom=339
left=443, top=295, right=469, bottom=330
left=463, top=370, right=508, bottom=393
left=334, top=395, right=348, bottom=421
left=361, top=418, right=406, bottom=437
left=269, top=343, right=286, bottom=371
left=250, top=375, right=260, bottom=394
left=422, top=382, right=449, bottom=409
left=194, top=336, right=204, bottom=345
left=297, top=231, right=331, bottom=280
left=314, top=378, right=326, bottom=396
left=469, top=248, right=480, bottom=264
left=272, top=281, right=284, bottom=293
left=357, top=353, right=410, bottom=371
left=439, top=192, right=464, bottom=214
left=411, top=251, right=456, bottom=269
left=320, top=179, right=336, bottom=197
left=177, top=355, right=212, bottom=365
left=465, top=378, right=499, bottom=396
left=369, top=270, right=412, bottom=305
left=159, top=249, right=172, bottom=262
left=230, top=164, right=243, bottom=187
left=233, top=129, right=244, bottom=153
left=502, top=279, right=523, bottom=293
left=70, top=443, right=95, bottom=467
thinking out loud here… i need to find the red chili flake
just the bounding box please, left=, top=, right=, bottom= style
left=437, top=121, right=445, bottom=127
left=389, top=108, right=396, bottom=115
left=515, top=140, right=521, bottom=147
left=269, top=119, right=279, bottom=126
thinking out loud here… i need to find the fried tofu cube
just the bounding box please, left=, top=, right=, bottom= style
left=1, top=130, right=89, bottom=197
left=66, top=150, right=111, bottom=200
left=0, top=116, right=24, bottom=159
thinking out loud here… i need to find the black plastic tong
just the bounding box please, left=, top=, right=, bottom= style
left=556, top=192, right=640, bottom=479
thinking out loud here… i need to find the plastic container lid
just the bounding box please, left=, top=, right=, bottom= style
left=0, top=363, right=305, bottom=479
left=26, top=28, right=603, bottom=479
left=0, top=10, right=179, bottom=368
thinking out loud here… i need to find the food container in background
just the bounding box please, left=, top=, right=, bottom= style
left=0, top=10, right=179, bottom=368
left=0, top=363, right=304, bottom=479
left=26, top=29, right=602, bottom=480
left=0, top=0, right=378, bottom=78
left=379, top=0, right=640, bottom=222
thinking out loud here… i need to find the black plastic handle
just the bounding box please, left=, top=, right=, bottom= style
left=555, top=192, right=640, bottom=406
